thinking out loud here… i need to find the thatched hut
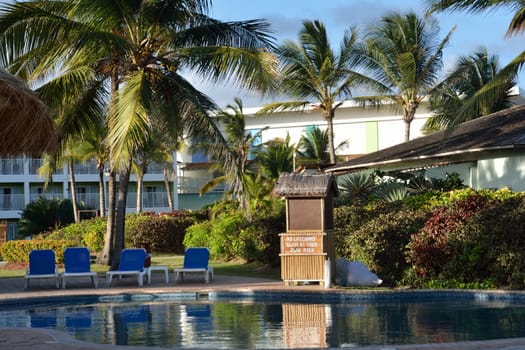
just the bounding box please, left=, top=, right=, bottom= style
left=274, top=172, right=338, bottom=287
left=274, top=172, right=338, bottom=232
left=0, top=71, right=56, bottom=155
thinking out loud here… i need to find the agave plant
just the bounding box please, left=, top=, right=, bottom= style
left=373, top=182, right=409, bottom=203
left=338, top=172, right=377, bottom=205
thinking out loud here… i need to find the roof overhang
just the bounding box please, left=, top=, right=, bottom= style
left=326, top=145, right=525, bottom=175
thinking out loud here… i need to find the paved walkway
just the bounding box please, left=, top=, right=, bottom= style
left=1, top=272, right=525, bottom=350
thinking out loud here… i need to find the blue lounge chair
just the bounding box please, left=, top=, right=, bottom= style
left=24, top=249, right=60, bottom=289
left=174, top=247, right=214, bottom=284
left=61, top=247, right=98, bottom=288
left=106, top=248, right=148, bottom=286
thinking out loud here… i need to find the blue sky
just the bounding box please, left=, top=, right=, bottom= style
left=193, top=0, right=524, bottom=108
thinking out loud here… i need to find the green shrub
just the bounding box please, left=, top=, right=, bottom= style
left=406, top=193, right=492, bottom=282
left=334, top=205, right=372, bottom=257
left=443, top=195, right=525, bottom=288
left=127, top=212, right=200, bottom=254
left=18, top=197, right=75, bottom=237
left=184, top=209, right=284, bottom=265
left=0, top=239, right=75, bottom=263
left=47, top=217, right=106, bottom=252
left=344, top=207, right=428, bottom=285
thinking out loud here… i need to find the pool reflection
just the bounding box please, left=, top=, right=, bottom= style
left=3, top=298, right=525, bottom=348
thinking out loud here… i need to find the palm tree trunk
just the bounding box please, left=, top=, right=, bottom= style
left=68, top=160, right=79, bottom=223
left=325, top=110, right=336, bottom=164
left=98, top=169, right=115, bottom=265
left=111, top=155, right=133, bottom=270
left=136, top=172, right=143, bottom=213
left=98, top=163, right=105, bottom=218
left=403, top=102, right=417, bottom=142
left=163, top=167, right=174, bottom=212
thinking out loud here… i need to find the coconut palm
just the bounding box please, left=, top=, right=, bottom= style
left=258, top=20, right=370, bottom=164
left=196, top=98, right=267, bottom=218
left=425, top=1, right=525, bottom=37
left=253, top=133, right=295, bottom=180
left=425, top=1, right=525, bottom=119
left=423, top=47, right=516, bottom=132
left=296, top=125, right=348, bottom=168
left=357, top=11, right=455, bottom=141
left=0, top=0, right=277, bottom=266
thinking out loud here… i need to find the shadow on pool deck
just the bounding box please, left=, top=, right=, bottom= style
left=2, top=273, right=525, bottom=350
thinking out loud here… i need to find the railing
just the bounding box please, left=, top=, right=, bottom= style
left=177, top=176, right=226, bottom=194
left=0, top=194, right=25, bottom=210
left=146, top=162, right=164, bottom=174
left=0, top=158, right=24, bottom=175
left=29, top=193, right=63, bottom=202
left=29, top=158, right=63, bottom=175
left=126, top=191, right=169, bottom=209
left=73, top=161, right=100, bottom=175
left=76, top=192, right=100, bottom=209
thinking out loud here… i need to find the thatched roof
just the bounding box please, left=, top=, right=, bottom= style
left=0, top=71, right=56, bottom=155
left=326, top=104, right=525, bottom=174
left=274, top=172, right=339, bottom=197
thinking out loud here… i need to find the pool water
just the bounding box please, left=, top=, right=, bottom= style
left=2, top=293, right=525, bottom=348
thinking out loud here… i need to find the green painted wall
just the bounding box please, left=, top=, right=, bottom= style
left=365, top=121, right=378, bottom=153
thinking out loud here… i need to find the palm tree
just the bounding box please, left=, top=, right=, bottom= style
left=196, top=98, right=267, bottom=218
left=425, top=1, right=525, bottom=37
left=423, top=47, right=516, bottom=132
left=357, top=11, right=455, bottom=141
left=0, top=0, right=277, bottom=267
left=425, top=1, right=525, bottom=118
left=75, top=119, right=109, bottom=218
left=253, top=133, right=295, bottom=180
left=296, top=126, right=348, bottom=168
left=258, top=20, right=369, bottom=164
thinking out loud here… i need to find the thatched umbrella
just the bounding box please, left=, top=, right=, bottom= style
left=0, top=70, right=56, bottom=156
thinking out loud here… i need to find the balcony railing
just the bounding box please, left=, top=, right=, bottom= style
left=73, top=161, right=100, bottom=175
left=29, top=193, right=63, bottom=202
left=126, top=191, right=169, bottom=208
left=146, top=162, right=164, bottom=174
left=178, top=176, right=226, bottom=194
left=0, top=158, right=23, bottom=175
left=0, top=194, right=25, bottom=210
left=29, top=158, right=62, bottom=175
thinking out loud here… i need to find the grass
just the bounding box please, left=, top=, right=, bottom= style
left=0, top=255, right=281, bottom=280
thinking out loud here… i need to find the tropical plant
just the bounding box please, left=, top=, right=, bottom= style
left=357, top=11, right=455, bottom=141
left=18, top=197, right=75, bottom=237
left=196, top=98, right=267, bottom=218
left=253, top=133, right=295, bottom=180
left=424, top=47, right=516, bottom=132
left=337, top=172, right=377, bottom=205
left=296, top=126, right=348, bottom=167
left=258, top=20, right=370, bottom=164
left=132, top=126, right=180, bottom=213
left=0, top=0, right=277, bottom=267
left=425, top=1, right=525, bottom=120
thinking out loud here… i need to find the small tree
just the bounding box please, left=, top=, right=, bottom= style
left=18, top=197, right=75, bottom=238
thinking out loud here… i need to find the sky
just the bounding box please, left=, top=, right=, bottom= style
left=190, top=0, right=525, bottom=108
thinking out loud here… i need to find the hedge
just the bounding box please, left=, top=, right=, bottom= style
left=0, top=239, right=76, bottom=263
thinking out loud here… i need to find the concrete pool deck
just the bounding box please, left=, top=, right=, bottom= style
left=1, top=273, right=525, bottom=350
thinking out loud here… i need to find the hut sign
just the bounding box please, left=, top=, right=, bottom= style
left=281, top=233, right=324, bottom=255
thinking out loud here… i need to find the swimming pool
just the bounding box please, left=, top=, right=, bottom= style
left=2, top=290, right=525, bottom=348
